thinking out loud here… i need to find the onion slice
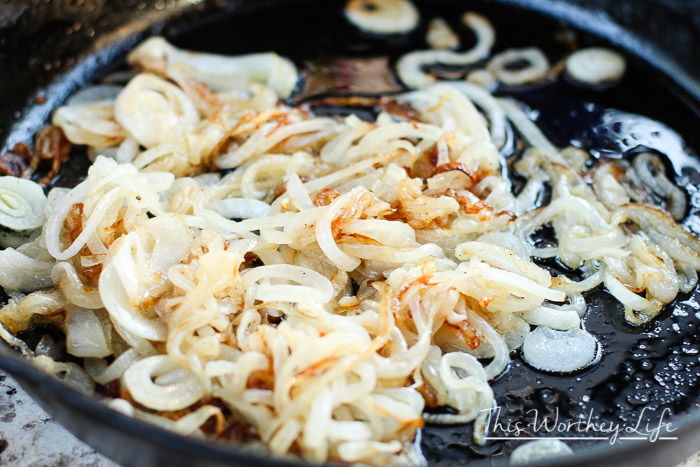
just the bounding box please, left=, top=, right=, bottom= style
left=128, top=37, right=298, bottom=100
left=123, top=355, right=205, bottom=411
left=396, top=12, right=495, bottom=89
left=521, top=326, right=598, bottom=373
left=566, top=47, right=626, bottom=86
left=0, top=177, right=47, bottom=232
left=426, top=18, right=459, bottom=49
left=487, top=48, right=549, bottom=86
left=511, top=439, right=574, bottom=464
left=345, top=0, right=419, bottom=35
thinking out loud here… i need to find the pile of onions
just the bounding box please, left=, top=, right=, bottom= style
left=0, top=23, right=696, bottom=467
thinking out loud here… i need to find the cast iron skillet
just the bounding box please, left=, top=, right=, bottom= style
left=1, top=1, right=700, bottom=466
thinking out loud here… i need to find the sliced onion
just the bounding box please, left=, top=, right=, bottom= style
left=632, top=152, right=686, bottom=221
left=0, top=177, right=47, bottom=232
left=621, top=204, right=700, bottom=269
left=467, top=310, right=509, bottom=379
left=0, top=247, right=53, bottom=292
left=603, top=272, right=660, bottom=315
left=172, top=405, right=223, bottom=436
left=510, top=439, right=574, bottom=464
left=522, top=326, right=598, bottom=373
left=520, top=306, right=581, bottom=331
left=345, top=0, right=419, bottom=34
left=217, top=119, right=336, bottom=169
left=442, top=82, right=507, bottom=148
left=86, top=349, right=141, bottom=384
left=426, top=17, right=459, bottom=49
left=44, top=180, right=90, bottom=260
left=32, top=355, right=95, bottom=394
left=286, top=173, right=314, bottom=211
left=487, top=48, right=549, bottom=86
left=677, top=262, right=698, bottom=293
left=342, top=218, right=416, bottom=248
left=99, top=235, right=167, bottom=341
left=315, top=188, right=365, bottom=271
left=438, top=351, right=493, bottom=419
left=0, top=318, right=34, bottom=356
left=396, top=12, right=495, bottom=89
left=211, top=198, right=271, bottom=219
left=466, top=68, right=497, bottom=89
left=64, top=306, right=111, bottom=358
left=123, top=355, right=205, bottom=411
left=53, top=102, right=126, bottom=148
left=242, top=264, right=334, bottom=304
left=500, top=316, right=530, bottom=351
left=498, top=98, right=558, bottom=156
left=51, top=262, right=102, bottom=309
left=477, top=232, right=530, bottom=259
left=114, top=73, right=199, bottom=148
left=128, top=37, right=298, bottom=99
left=566, top=47, right=626, bottom=86
left=145, top=214, right=192, bottom=274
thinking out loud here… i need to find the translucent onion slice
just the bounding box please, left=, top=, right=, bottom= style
left=98, top=237, right=167, bottom=341
left=477, top=232, right=529, bottom=259
left=286, top=173, right=314, bottom=211
left=467, top=310, right=509, bottom=379
left=510, top=439, right=574, bottom=464
left=211, top=198, right=271, bottom=220
left=342, top=218, right=416, bottom=248
left=441, top=82, right=506, bottom=148
left=53, top=103, right=126, bottom=148
left=603, top=273, right=661, bottom=318
left=316, top=188, right=364, bottom=271
left=128, top=37, right=298, bottom=100
left=171, top=405, right=224, bottom=436
left=345, top=0, right=419, bottom=35
left=85, top=349, right=140, bottom=384
left=566, top=47, right=626, bottom=86
left=487, top=48, right=550, bottom=86
left=32, top=355, right=95, bottom=394
left=396, top=12, right=495, bottom=89
left=0, top=177, right=47, bottom=232
left=632, top=152, right=686, bottom=221
left=0, top=247, right=53, bottom=292
left=521, top=326, right=598, bottom=373
left=123, top=355, right=205, bottom=411
left=501, top=316, right=530, bottom=351
left=621, top=204, right=700, bottom=269
left=242, top=264, right=335, bottom=304
left=114, top=73, right=199, bottom=148
left=520, top=306, right=581, bottom=331
left=426, top=17, right=459, bottom=49
left=64, top=306, right=112, bottom=358
left=497, top=98, right=558, bottom=156
left=51, top=262, right=103, bottom=309
left=466, top=68, right=497, bottom=89
left=438, top=351, right=493, bottom=420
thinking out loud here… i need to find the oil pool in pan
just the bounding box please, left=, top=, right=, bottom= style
left=1, top=0, right=700, bottom=465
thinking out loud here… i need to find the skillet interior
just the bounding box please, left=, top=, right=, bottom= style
left=1, top=1, right=700, bottom=465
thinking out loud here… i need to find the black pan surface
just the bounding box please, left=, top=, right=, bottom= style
left=0, top=1, right=699, bottom=466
